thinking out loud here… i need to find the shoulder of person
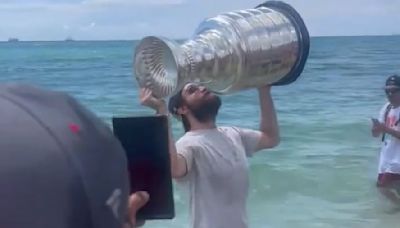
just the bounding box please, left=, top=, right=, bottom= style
left=218, top=126, right=249, bottom=136
left=383, top=102, right=391, bottom=109
left=176, top=133, right=192, bottom=145
left=218, top=126, right=237, bottom=132
left=176, top=132, right=203, bottom=148
left=379, top=102, right=391, bottom=113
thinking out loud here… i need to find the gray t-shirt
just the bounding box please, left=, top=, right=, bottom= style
left=176, top=126, right=262, bottom=228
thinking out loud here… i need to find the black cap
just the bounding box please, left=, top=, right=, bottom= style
left=385, top=75, right=400, bottom=88
left=0, top=83, right=129, bottom=228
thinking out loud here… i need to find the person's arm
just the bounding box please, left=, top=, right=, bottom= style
left=255, top=86, right=280, bottom=150
left=155, top=101, right=191, bottom=178
left=372, top=117, right=400, bottom=140
left=381, top=124, right=400, bottom=140
left=371, top=118, right=382, bottom=137
left=139, top=88, right=190, bottom=178
left=372, top=103, right=390, bottom=138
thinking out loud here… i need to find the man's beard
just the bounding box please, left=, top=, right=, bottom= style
left=187, top=96, right=222, bottom=123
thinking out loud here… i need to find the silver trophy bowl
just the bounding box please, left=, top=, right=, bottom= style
left=133, top=1, right=310, bottom=98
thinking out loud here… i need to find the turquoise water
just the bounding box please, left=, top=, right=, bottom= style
left=1, top=36, right=400, bottom=227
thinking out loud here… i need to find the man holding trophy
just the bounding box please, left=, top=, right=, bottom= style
left=140, top=83, right=279, bottom=227
left=135, top=1, right=309, bottom=227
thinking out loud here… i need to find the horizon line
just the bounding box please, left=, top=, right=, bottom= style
left=1, top=34, right=399, bottom=42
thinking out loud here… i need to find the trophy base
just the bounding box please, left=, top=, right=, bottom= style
left=257, top=1, right=310, bottom=86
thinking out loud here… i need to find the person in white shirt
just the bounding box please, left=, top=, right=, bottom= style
left=371, top=74, right=400, bottom=206
left=140, top=83, right=280, bottom=228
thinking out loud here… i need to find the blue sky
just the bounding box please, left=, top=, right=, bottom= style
left=0, top=0, right=399, bottom=41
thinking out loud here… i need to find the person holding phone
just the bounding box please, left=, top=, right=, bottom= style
left=371, top=74, right=400, bottom=206
left=0, top=83, right=148, bottom=228
left=140, top=83, right=280, bottom=228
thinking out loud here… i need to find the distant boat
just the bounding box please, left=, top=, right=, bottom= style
left=65, top=37, right=74, bottom=42
left=8, top=38, right=19, bottom=42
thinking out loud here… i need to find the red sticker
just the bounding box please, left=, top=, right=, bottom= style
left=69, top=124, right=80, bottom=133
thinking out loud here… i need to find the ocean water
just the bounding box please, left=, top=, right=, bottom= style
left=1, top=36, right=400, bottom=227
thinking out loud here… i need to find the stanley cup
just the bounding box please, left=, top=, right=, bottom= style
left=133, top=1, right=310, bottom=98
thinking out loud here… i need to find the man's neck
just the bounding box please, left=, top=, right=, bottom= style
left=189, top=119, right=217, bottom=131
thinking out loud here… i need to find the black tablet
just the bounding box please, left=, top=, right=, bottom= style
left=112, top=115, right=174, bottom=220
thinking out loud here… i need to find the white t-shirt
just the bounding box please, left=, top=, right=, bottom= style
left=378, top=103, right=400, bottom=174
left=175, top=126, right=262, bottom=228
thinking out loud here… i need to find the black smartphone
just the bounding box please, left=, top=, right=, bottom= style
left=112, top=115, right=175, bottom=220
